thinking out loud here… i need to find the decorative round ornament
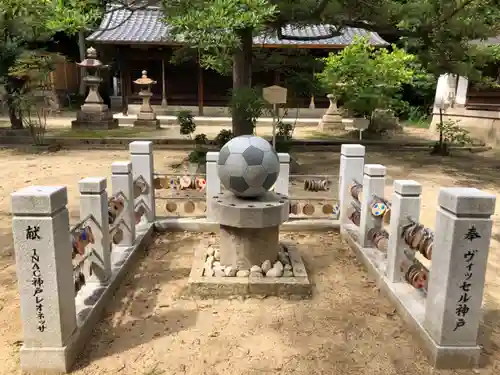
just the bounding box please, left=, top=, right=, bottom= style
left=180, top=175, right=192, bottom=189
left=371, top=202, right=387, bottom=217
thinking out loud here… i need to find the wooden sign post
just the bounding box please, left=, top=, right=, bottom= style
left=263, top=85, right=287, bottom=149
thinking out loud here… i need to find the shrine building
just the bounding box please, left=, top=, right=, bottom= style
left=86, top=4, right=389, bottom=116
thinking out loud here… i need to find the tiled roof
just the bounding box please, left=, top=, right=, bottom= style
left=87, top=6, right=389, bottom=47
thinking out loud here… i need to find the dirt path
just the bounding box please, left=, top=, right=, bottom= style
left=0, top=147, right=499, bottom=375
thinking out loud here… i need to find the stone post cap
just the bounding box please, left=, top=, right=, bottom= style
left=438, top=187, right=496, bottom=217
left=11, top=186, right=67, bottom=215
left=206, top=151, right=220, bottom=162
left=364, top=164, right=386, bottom=177
left=278, top=153, right=290, bottom=163
left=129, top=141, right=152, bottom=154
left=341, top=144, right=365, bottom=157
left=79, top=177, right=107, bottom=194
left=111, top=161, right=132, bottom=174
left=394, top=180, right=422, bottom=196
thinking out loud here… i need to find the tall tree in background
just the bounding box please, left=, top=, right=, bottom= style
left=161, top=0, right=500, bottom=135
left=0, top=0, right=57, bottom=128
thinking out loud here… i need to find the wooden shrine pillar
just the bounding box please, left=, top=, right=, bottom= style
left=274, top=70, right=280, bottom=85
left=197, top=53, right=204, bottom=116
left=118, top=47, right=131, bottom=116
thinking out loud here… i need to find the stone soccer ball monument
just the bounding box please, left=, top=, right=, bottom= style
left=217, top=135, right=279, bottom=198
left=211, top=135, right=290, bottom=273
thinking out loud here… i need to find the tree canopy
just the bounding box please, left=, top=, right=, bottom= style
left=159, top=0, right=500, bottom=134
left=3, top=0, right=500, bottom=132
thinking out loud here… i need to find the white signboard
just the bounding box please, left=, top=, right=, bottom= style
left=263, top=85, right=287, bottom=104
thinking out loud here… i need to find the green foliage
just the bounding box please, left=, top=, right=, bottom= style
left=194, top=133, right=208, bottom=146
left=47, top=0, right=102, bottom=34
left=177, top=110, right=196, bottom=137
left=228, top=87, right=266, bottom=132
left=275, top=121, right=294, bottom=153
left=317, top=38, right=419, bottom=118
left=162, top=0, right=277, bottom=72
left=437, top=119, right=472, bottom=146
left=187, top=149, right=206, bottom=164
left=214, top=129, right=234, bottom=149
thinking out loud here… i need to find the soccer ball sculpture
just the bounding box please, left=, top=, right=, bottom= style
left=217, top=135, right=279, bottom=198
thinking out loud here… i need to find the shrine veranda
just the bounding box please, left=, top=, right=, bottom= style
left=10, top=141, right=496, bottom=373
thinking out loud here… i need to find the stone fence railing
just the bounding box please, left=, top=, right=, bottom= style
left=338, top=144, right=496, bottom=369
left=11, top=141, right=156, bottom=373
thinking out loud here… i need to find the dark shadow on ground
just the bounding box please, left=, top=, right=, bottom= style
left=73, top=233, right=199, bottom=370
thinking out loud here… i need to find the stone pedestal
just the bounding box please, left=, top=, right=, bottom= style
left=318, top=94, right=343, bottom=131
left=71, top=105, right=118, bottom=130
left=133, top=70, right=160, bottom=129
left=133, top=91, right=160, bottom=128
left=212, top=191, right=288, bottom=269
left=219, top=225, right=280, bottom=270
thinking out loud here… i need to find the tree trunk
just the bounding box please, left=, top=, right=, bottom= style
left=7, top=99, right=22, bottom=129
left=231, top=27, right=254, bottom=136
left=5, top=82, right=23, bottom=129
left=78, top=30, right=86, bottom=96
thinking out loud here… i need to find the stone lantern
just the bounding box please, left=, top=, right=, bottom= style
left=317, top=93, right=343, bottom=132
left=71, top=47, right=118, bottom=129
left=133, top=70, right=160, bottom=128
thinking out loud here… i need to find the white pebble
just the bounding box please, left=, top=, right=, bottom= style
left=273, top=260, right=284, bottom=272
left=250, top=265, right=262, bottom=273
left=261, top=260, right=272, bottom=273
left=214, top=249, right=221, bottom=261
left=236, top=270, right=250, bottom=277
left=224, top=266, right=237, bottom=277
left=266, top=267, right=283, bottom=277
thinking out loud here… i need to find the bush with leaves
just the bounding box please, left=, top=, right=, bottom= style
left=432, top=116, right=472, bottom=155
left=177, top=110, right=196, bottom=138
left=228, top=87, right=266, bottom=134
left=317, top=38, right=419, bottom=124
left=214, top=129, right=234, bottom=149
left=275, top=121, right=294, bottom=153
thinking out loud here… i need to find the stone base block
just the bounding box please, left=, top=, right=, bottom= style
left=71, top=118, right=118, bottom=130
left=341, top=224, right=481, bottom=369
left=188, top=241, right=311, bottom=298
left=72, top=109, right=119, bottom=130
left=318, top=115, right=343, bottom=132
left=219, top=224, right=280, bottom=270
left=133, top=118, right=161, bottom=129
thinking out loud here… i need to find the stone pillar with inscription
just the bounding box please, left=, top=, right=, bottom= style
left=424, top=187, right=496, bottom=368
left=133, top=70, right=160, bottom=128
left=318, top=94, right=343, bottom=132
left=11, top=186, right=77, bottom=372
left=71, top=47, right=119, bottom=130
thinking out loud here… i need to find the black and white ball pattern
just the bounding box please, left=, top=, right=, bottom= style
left=217, top=135, right=280, bottom=198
